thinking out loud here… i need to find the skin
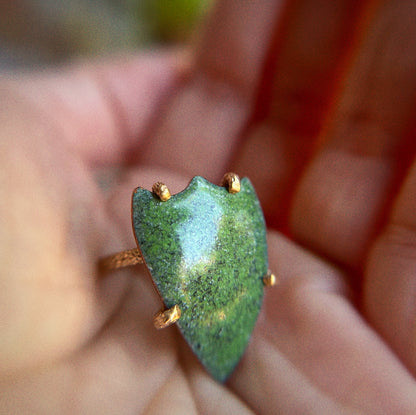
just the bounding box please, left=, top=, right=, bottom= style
left=1, top=0, right=416, bottom=413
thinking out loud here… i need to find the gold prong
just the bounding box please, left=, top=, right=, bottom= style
left=152, top=182, right=171, bottom=201
left=263, top=270, right=277, bottom=287
left=98, top=248, right=143, bottom=274
left=154, top=304, right=181, bottom=329
left=221, top=172, right=241, bottom=194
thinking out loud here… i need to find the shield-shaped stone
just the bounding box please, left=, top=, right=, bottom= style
left=132, top=176, right=268, bottom=382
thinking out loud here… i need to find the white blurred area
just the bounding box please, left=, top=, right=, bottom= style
left=0, top=0, right=145, bottom=68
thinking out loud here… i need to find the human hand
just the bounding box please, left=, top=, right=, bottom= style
left=2, top=0, right=416, bottom=414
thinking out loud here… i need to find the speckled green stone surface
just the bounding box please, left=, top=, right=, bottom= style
left=132, top=176, right=268, bottom=382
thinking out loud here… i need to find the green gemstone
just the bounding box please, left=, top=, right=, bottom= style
left=132, top=176, right=268, bottom=382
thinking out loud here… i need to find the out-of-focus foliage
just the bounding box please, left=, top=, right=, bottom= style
left=140, top=0, right=212, bottom=43
left=0, top=0, right=213, bottom=68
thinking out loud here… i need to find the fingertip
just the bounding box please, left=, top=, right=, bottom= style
left=0, top=50, right=190, bottom=167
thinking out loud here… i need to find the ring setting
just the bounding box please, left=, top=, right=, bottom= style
left=99, top=173, right=275, bottom=382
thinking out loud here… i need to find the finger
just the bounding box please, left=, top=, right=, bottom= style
left=3, top=166, right=191, bottom=409
left=291, top=0, right=416, bottom=266
left=231, top=0, right=369, bottom=226
left=0, top=50, right=186, bottom=166
left=179, top=361, right=255, bottom=415
left=0, top=277, right=180, bottom=414
left=232, top=232, right=416, bottom=414
left=139, top=0, right=286, bottom=182
left=0, top=93, right=132, bottom=376
left=365, top=158, right=416, bottom=375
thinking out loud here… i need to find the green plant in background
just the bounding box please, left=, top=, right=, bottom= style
left=141, top=0, right=213, bottom=43
left=0, top=0, right=213, bottom=68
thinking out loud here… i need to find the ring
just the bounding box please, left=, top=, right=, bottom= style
left=99, top=172, right=276, bottom=382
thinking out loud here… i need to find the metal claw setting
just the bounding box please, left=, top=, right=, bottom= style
left=152, top=182, right=171, bottom=201
left=154, top=304, right=181, bottom=329
left=221, top=172, right=241, bottom=194
left=263, top=270, right=277, bottom=287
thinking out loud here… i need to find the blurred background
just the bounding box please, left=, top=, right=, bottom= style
left=0, top=0, right=213, bottom=69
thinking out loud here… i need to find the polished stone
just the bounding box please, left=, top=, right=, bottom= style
left=132, top=176, right=268, bottom=382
